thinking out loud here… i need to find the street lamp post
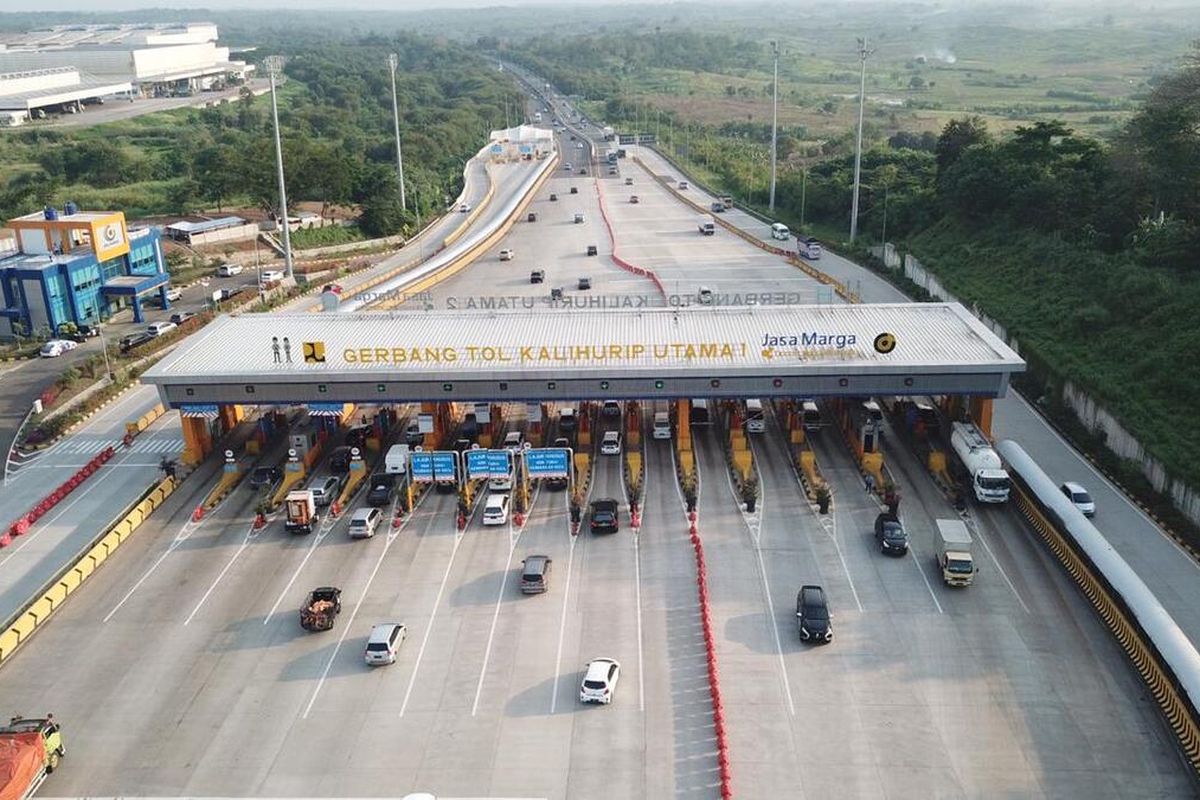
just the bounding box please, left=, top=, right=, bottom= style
left=265, top=56, right=294, bottom=280
left=769, top=40, right=780, bottom=213
left=849, top=37, right=874, bottom=243
left=387, top=53, right=408, bottom=212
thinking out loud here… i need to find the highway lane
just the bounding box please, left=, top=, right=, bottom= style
left=633, top=144, right=1200, bottom=657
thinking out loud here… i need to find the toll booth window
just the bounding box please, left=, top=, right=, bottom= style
left=245, top=385, right=255, bottom=394
left=185, top=388, right=194, bottom=396
left=377, top=384, right=386, bottom=393
left=318, top=384, right=328, bottom=393
left=499, top=382, right=508, bottom=391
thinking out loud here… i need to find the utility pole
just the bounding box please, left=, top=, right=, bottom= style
left=265, top=55, right=294, bottom=280
left=849, top=37, right=873, bottom=243
left=387, top=53, right=408, bottom=212
left=800, top=166, right=808, bottom=228
left=769, top=40, right=779, bottom=212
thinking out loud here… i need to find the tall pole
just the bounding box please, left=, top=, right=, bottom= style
left=265, top=56, right=294, bottom=280
left=769, top=40, right=779, bottom=212
left=849, top=37, right=873, bottom=243
left=388, top=53, right=408, bottom=212
left=800, top=167, right=808, bottom=228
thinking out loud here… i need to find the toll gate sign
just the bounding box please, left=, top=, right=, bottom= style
left=411, top=451, right=457, bottom=483
left=526, top=448, right=570, bottom=478
left=466, top=449, right=511, bottom=479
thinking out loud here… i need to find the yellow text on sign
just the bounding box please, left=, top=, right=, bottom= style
left=340, top=342, right=751, bottom=365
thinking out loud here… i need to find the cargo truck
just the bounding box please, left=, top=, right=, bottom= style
left=0, top=716, right=64, bottom=800
left=284, top=489, right=318, bottom=534
left=950, top=422, right=1011, bottom=503
left=698, top=217, right=715, bottom=236
left=936, top=519, right=976, bottom=586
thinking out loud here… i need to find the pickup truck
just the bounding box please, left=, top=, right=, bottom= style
left=300, top=587, right=342, bottom=631
left=0, top=716, right=64, bottom=799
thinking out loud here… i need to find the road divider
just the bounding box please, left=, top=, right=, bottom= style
left=4, top=446, right=116, bottom=544
left=0, top=476, right=176, bottom=665
left=442, top=170, right=495, bottom=249
left=594, top=177, right=667, bottom=301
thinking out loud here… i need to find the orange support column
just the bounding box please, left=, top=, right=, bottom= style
left=181, top=415, right=213, bottom=466
left=969, top=397, right=994, bottom=439
left=218, top=403, right=244, bottom=434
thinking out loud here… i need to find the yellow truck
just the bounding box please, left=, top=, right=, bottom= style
left=936, top=518, right=977, bottom=587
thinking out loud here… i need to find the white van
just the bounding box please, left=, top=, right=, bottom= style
left=348, top=507, right=382, bottom=538
left=260, top=269, right=285, bottom=284
left=217, top=263, right=243, bottom=277
left=771, top=222, right=790, bottom=240
left=652, top=411, right=671, bottom=440
left=744, top=399, right=766, bottom=433
left=483, top=493, right=510, bottom=526
left=384, top=444, right=410, bottom=475
left=801, top=400, right=822, bottom=432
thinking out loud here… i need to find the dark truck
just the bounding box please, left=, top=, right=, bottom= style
left=300, top=587, right=342, bottom=631
left=873, top=513, right=909, bottom=556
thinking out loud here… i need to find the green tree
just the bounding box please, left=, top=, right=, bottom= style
left=935, top=116, right=989, bottom=179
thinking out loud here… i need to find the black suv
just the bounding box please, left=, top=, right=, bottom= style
left=589, top=498, right=619, bottom=533
left=345, top=425, right=372, bottom=450
left=797, top=585, right=832, bottom=643
left=249, top=465, right=283, bottom=490
left=530, top=270, right=545, bottom=284
left=329, top=446, right=353, bottom=475
left=366, top=473, right=396, bottom=507
left=873, top=513, right=909, bottom=556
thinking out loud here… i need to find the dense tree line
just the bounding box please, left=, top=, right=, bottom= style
left=0, top=33, right=516, bottom=237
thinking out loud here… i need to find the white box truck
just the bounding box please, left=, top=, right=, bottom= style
left=936, top=518, right=976, bottom=587
left=384, top=444, right=410, bottom=475
left=950, top=422, right=1011, bottom=503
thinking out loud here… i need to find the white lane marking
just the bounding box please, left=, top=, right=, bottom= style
left=399, top=523, right=466, bottom=718
left=183, top=521, right=260, bottom=625
left=721, top=439, right=795, bottom=716
left=0, top=435, right=153, bottom=570
left=1010, top=391, right=1200, bottom=573
left=968, top=515, right=1031, bottom=615
left=4, top=405, right=38, bottom=486
left=302, top=523, right=403, bottom=719
left=471, top=522, right=522, bottom=717
left=264, top=508, right=342, bottom=624
left=820, top=491, right=864, bottom=613
left=549, top=495, right=579, bottom=714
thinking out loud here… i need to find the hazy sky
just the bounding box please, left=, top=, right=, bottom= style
left=3, top=0, right=662, bottom=9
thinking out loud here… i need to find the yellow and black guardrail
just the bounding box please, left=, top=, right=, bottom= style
left=0, top=477, right=176, bottom=665
left=1011, top=484, right=1200, bottom=774
left=442, top=171, right=497, bottom=249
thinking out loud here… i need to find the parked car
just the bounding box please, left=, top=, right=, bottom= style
left=39, top=339, right=77, bottom=358
left=578, top=276, right=592, bottom=290
left=364, top=622, right=407, bottom=666
left=169, top=311, right=196, bottom=326
left=600, top=430, right=622, bottom=455
left=60, top=324, right=99, bottom=343
left=499, top=248, right=515, bottom=261
left=118, top=332, right=153, bottom=353
left=589, top=498, right=619, bottom=533
left=797, top=585, right=833, bottom=643
left=217, top=263, right=243, bottom=277
left=530, top=270, right=545, bottom=284
left=579, top=658, right=621, bottom=704
left=146, top=321, right=177, bottom=337
left=165, top=287, right=183, bottom=302
left=873, top=513, right=909, bottom=555
left=1060, top=481, right=1096, bottom=517
left=249, top=465, right=283, bottom=490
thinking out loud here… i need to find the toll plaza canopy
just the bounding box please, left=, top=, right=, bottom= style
left=142, top=303, right=1024, bottom=406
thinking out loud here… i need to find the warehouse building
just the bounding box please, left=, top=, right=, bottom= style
left=0, top=23, right=253, bottom=101
left=0, top=205, right=169, bottom=336
left=0, top=67, right=133, bottom=127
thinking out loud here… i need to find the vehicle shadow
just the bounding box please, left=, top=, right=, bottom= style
left=503, top=675, right=561, bottom=718
left=721, top=610, right=806, bottom=656
left=277, top=635, right=375, bottom=682
left=448, top=568, right=513, bottom=608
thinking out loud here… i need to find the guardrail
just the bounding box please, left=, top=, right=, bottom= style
left=368, top=151, right=560, bottom=310
left=4, top=446, right=115, bottom=543
left=442, top=166, right=496, bottom=249
left=594, top=179, right=666, bottom=301
left=0, top=476, right=176, bottom=665
left=999, top=439, right=1200, bottom=777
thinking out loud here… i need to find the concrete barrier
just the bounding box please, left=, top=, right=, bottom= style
left=0, top=477, right=176, bottom=666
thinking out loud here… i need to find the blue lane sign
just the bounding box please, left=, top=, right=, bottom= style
left=526, top=448, right=570, bottom=478
left=412, top=451, right=457, bottom=483
left=466, top=449, right=511, bottom=479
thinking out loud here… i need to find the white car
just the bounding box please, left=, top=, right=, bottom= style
left=364, top=623, right=406, bottom=666
left=39, top=339, right=77, bottom=358
left=580, top=658, right=621, bottom=704
left=503, top=431, right=524, bottom=452
left=1060, top=481, right=1096, bottom=517
left=499, top=248, right=515, bottom=261
left=489, top=473, right=513, bottom=493
left=459, top=202, right=471, bottom=213
left=600, top=431, right=622, bottom=456
left=217, top=263, right=243, bottom=277
left=575, top=141, right=584, bottom=149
